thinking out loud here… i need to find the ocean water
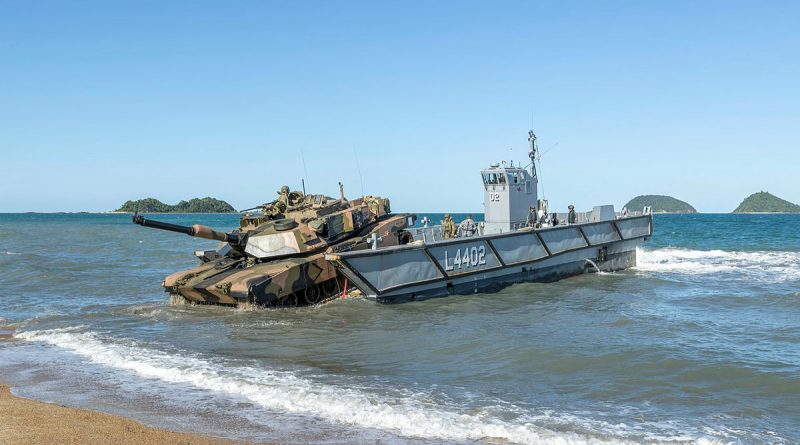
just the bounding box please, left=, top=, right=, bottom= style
left=0, top=213, right=798, bottom=445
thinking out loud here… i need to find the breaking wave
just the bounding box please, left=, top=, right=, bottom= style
left=15, top=328, right=727, bottom=445
left=636, top=248, right=800, bottom=283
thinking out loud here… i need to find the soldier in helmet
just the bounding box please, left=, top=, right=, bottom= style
left=277, top=186, right=290, bottom=207
left=264, top=185, right=291, bottom=217
left=567, top=205, right=577, bottom=224
left=526, top=206, right=537, bottom=228
left=442, top=214, right=456, bottom=239
left=365, top=195, right=380, bottom=218
left=458, top=214, right=477, bottom=238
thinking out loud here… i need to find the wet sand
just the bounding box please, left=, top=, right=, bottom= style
left=0, top=383, right=241, bottom=445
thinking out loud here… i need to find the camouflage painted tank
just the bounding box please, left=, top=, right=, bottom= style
left=133, top=184, right=414, bottom=307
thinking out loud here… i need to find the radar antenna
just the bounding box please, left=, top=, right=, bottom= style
left=528, top=130, right=537, bottom=177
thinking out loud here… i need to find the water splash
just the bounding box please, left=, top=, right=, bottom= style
left=635, top=247, right=800, bottom=283
left=169, top=294, right=189, bottom=306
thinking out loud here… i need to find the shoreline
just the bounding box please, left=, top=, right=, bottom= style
left=0, top=382, right=245, bottom=445
left=0, top=330, right=250, bottom=444
left=0, top=328, right=252, bottom=445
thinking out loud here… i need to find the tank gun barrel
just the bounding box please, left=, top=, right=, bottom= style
left=132, top=215, right=239, bottom=243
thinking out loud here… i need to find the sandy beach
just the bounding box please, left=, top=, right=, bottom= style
left=0, top=382, right=239, bottom=445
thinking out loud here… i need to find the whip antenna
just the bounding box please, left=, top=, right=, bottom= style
left=300, top=150, right=310, bottom=194
left=353, top=143, right=365, bottom=198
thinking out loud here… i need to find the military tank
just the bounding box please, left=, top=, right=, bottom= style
left=133, top=184, right=414, bottom=307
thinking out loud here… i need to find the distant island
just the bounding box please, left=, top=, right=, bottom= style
left=624, top=195, right=697, bottom=214
left=733, top=191, right=800, bottom=213
left=115, top=197, right=236, bottom=213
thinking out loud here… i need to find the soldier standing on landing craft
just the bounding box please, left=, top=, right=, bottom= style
left=442, top=214, right=457, bottom=239
left=567, top=205, right=577, bottom=224
left=526, top=206, right=537, bottom=228
left=458, top=214, right=477, bottom=238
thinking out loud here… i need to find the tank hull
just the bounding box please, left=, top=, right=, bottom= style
left=327, top=215, right=651, bottom=303
left=164, top=254, right=340, bottom=306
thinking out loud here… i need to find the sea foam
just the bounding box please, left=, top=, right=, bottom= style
left=636, top=248, right=800, bottom=283
left=15, top=328, right=727, bottom=445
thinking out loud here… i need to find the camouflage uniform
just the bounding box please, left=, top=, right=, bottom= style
left=364, top=195, right=380, bottom=218
left=567, top=205, right=577, bottom=224
left=267, top=186, right=290, bottom=216
left=277, top=186, right=290, bottom=208
left=442, top=214, right=456, bottom=239
left=458, top=215, right=477, bottom=238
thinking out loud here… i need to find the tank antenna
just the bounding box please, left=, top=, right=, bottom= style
left=300, top=149, right=310, bottom=194
left=353, top=142, right=365, bottom=198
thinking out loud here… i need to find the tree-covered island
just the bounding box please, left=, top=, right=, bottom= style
left=623, top=195, right=697, bottom=214
left=115, top=197, right=236, bottom=213
left=733, top=191, right=800, bottom=213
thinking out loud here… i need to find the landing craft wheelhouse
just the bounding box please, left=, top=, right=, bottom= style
left=326, top=130, right=652, bottom=303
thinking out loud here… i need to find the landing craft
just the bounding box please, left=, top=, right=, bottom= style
left=133, top=184, right=415, bottom=306
left=326, top=130, right=653, bottom=302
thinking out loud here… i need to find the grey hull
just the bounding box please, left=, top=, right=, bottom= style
left=327, top=215, right=651, bottom=304
left=375, top=249, right=636, bottom=303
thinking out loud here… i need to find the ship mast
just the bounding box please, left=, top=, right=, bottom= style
left=528, top=130, right=537, bottom=178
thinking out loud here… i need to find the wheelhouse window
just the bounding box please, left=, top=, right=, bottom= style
left=482, top=172, right=507, bottom=185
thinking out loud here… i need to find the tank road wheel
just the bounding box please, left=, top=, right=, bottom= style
left=322, top=278, right=338, bottom=296
left=250, top=293, right=275, bottom=308
left=304, top=284, right=322, bottom=305
left=280, top=293, right=298, bottom=307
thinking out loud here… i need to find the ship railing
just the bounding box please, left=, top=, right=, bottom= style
left=616, top=210, right=646, bottom=217
left=403, top=225, right=445, bottom=243
left=406, top=211, right=645, bottom=244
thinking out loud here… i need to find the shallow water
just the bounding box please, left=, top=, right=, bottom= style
left=0, top=213, right=798, bottom=444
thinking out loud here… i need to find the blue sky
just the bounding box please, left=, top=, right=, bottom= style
left=1, top=1, right=797, bottom=213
